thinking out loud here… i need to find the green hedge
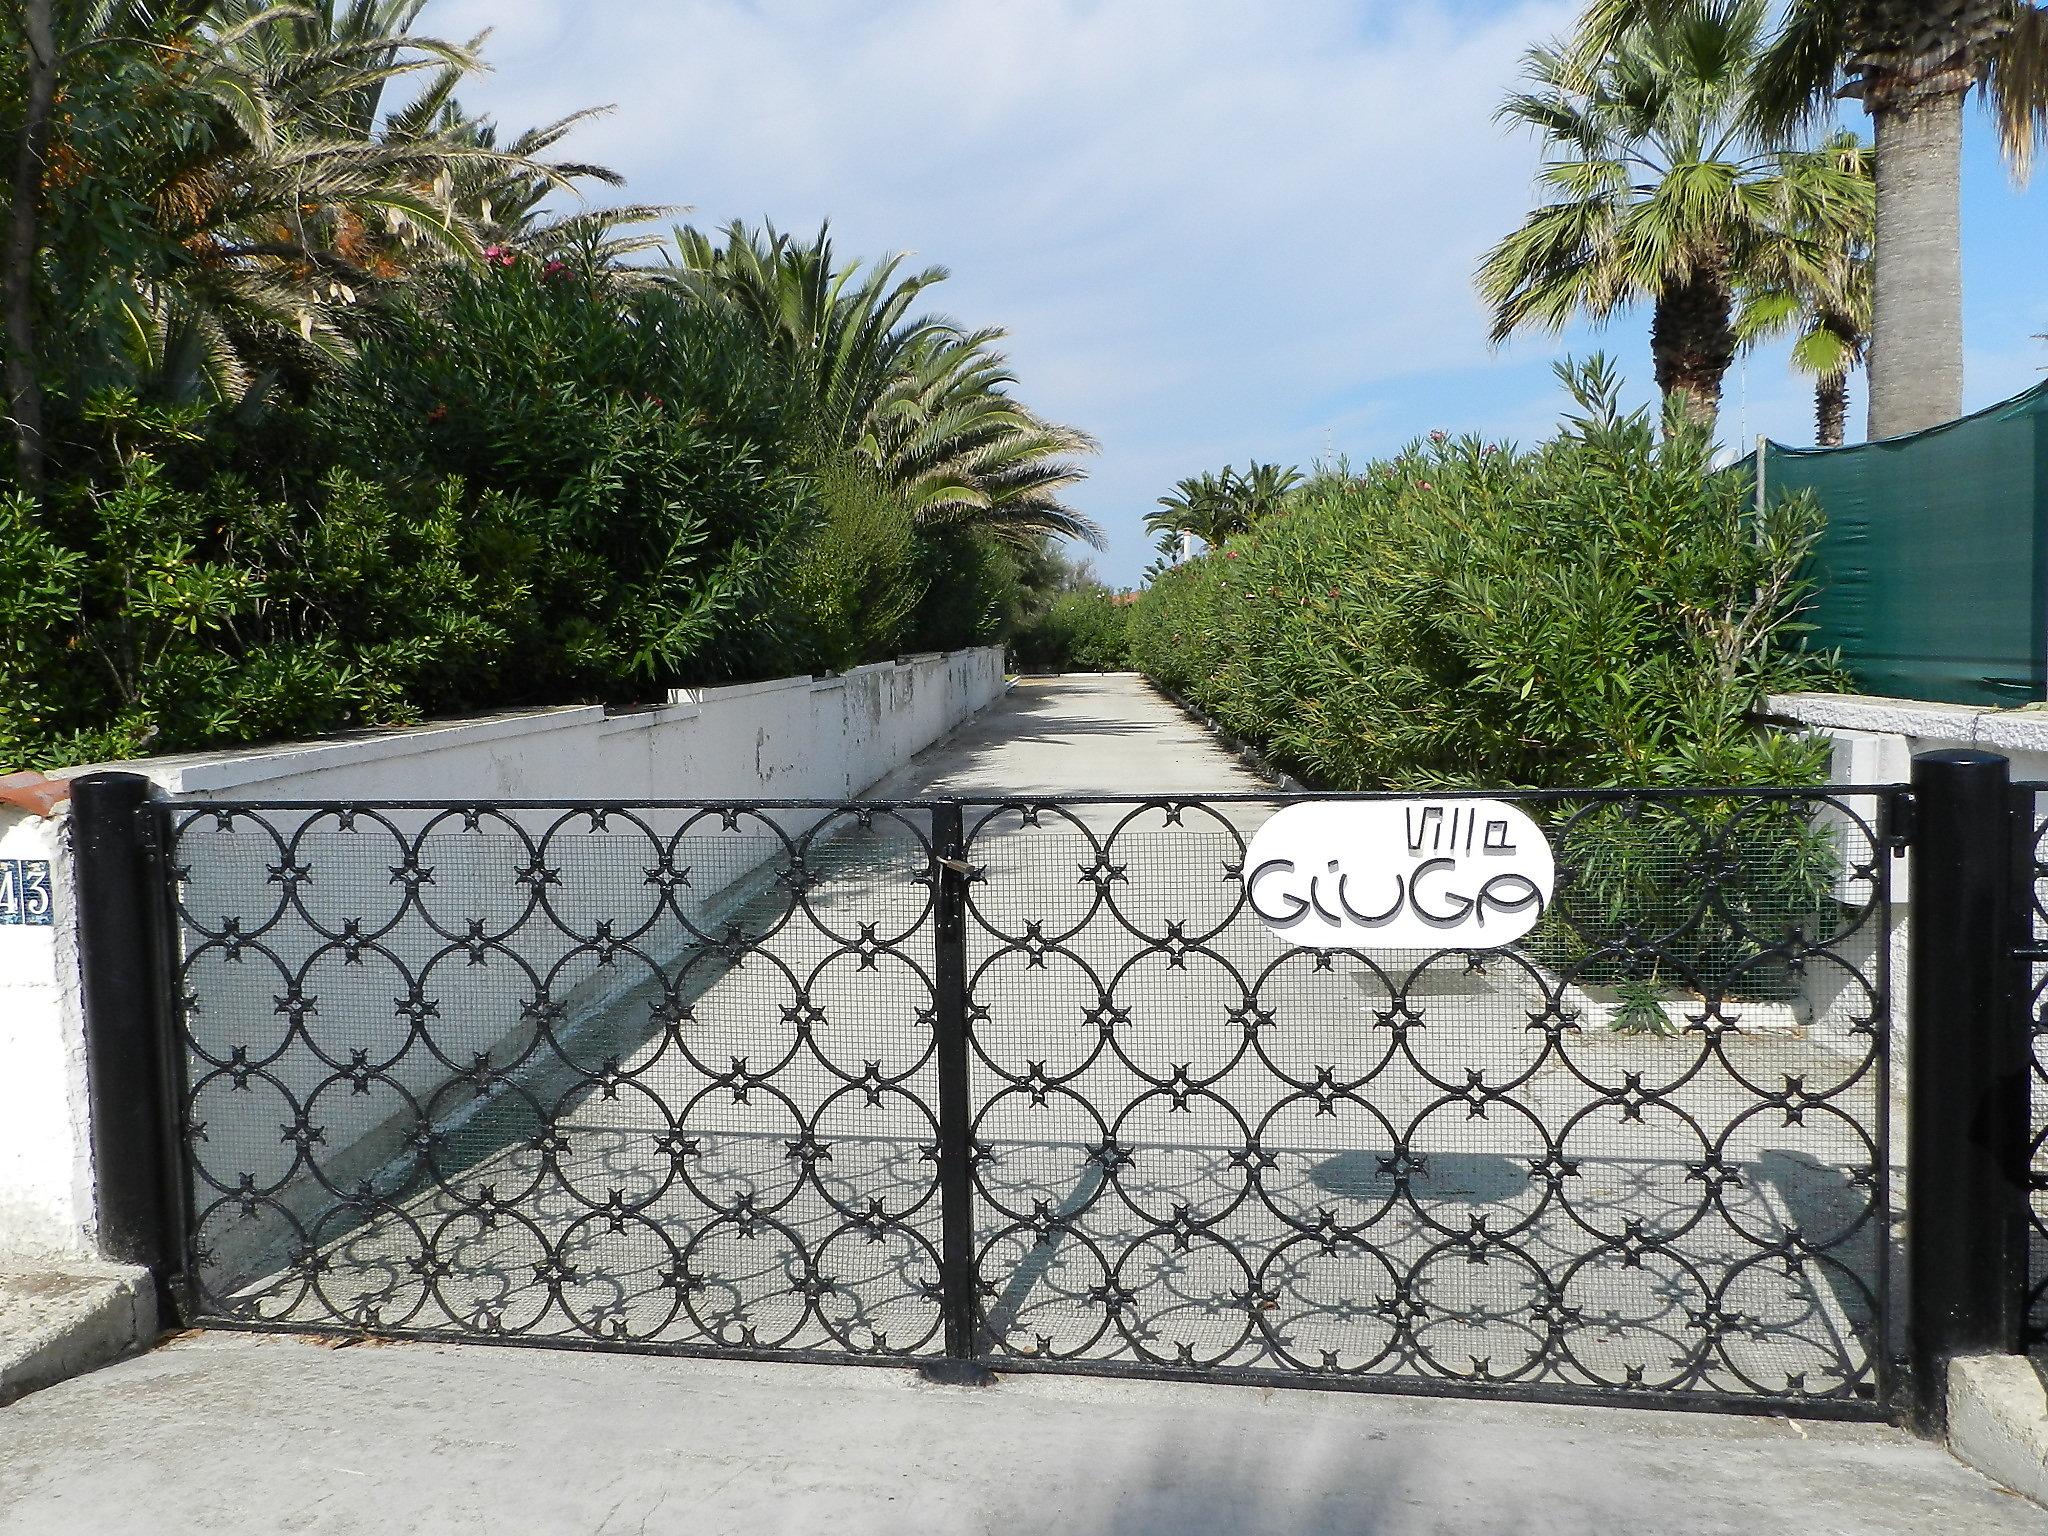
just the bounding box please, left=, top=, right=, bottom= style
left=1128, top=364, right=1847, bottom=1024
left=1130, top=362, right=1839, bottom=792
left=0, top=265, right=1025, bottom=769
left=1011, top=587, right=1133, bottom=672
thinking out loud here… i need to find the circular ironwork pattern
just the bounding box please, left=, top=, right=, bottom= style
left=168, top=801, right=947, bottom=1358
left=163, top=789, right=1893, bottom=1409
left=2025, top=793, right=2048, bottom=1346
left=958, top=793, right=1890, bottom=1402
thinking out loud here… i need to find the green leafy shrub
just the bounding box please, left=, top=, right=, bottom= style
left=0, top=491, right=90, bottom=765
left=2, top=452, right=541, bottom=765
left=1131, top=360, right=1838, bottom=790
left=1011, top=587, right=1133, bottom=671
left=1533, top=796, right=1843, bottom=1027
left=1129, top=360, right=1847, bottom=1016
left=735, top=457, right=926, bottom=675
left=901, top=527, right=1024, bottom=654
left=316, top=264, right=807, bottom=696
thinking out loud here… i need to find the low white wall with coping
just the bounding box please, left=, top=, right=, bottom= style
left=1763, top=690, right=2048, bottom=1072
left=1767, top=691, right=2048, bottom=784
left=0, top=812, right=95, bottom=1259
left=0, top=648, right=1006, bottom=1264
left=51, top=648, right=1006, bottom=803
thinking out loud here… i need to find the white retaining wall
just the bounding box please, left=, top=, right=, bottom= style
left=0, top=812, right=94, bottom=1259
left=1764, top=691, right=2048, bottom=1069
left=0, top=649, right=1005, bottom=1262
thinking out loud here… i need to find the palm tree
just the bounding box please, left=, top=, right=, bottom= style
left=876, top=331, right=1099, bottom=544
left=1478, top=0, right=1871, bottom=431
left=1147, top=471, right=1233, bottom=547
left=668, top=221, right=955, bottom=456
left=381, top=64, right=668, bottom=271
left=668, top=221, right=1100, bottom=546
left=1580, top=0, right=2048, bottom=440
left=1144, top=461, right=1303, bottom=546
left=1737, top=131, right=1874, bottom=445
left=3, top=0, right=606, bottom=484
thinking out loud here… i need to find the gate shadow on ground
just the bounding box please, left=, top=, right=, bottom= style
left=1071, top=1431, right=1412, bottom=1536
left=203, top=813, right=937, bottom=1306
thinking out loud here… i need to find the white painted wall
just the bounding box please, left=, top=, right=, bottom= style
left=0, top=649, right=1006, bottom=1265
left=1763, top=690, right=2048, bottom=1070
left=1768, top=692, right=2048, bottom=784
left=0, top=812, right=96, bottom=1259
left=49, top=649, right=1006, bottom=804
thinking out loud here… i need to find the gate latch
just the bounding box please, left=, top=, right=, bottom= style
left=1880, top=790, right=1915, bottom=854
left=935, top=856, right=976, bottom=878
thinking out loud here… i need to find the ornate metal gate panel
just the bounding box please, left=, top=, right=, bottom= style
left=158, top=788, right=1894, bottom=1412
left=161, top=801, right=952, bottom=1360
left=2021, top=789, right=2048, bottom=1346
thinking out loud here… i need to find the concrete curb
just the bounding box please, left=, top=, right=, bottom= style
left=1948, top=1354, right=2048, bottom=1507
left=0, top=1264, right=157, bottom=1407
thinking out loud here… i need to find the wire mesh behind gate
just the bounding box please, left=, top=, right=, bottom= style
left=157, top=789, right=1895, bottom=1413
left=2021, top=788, right=2048, bottom=1345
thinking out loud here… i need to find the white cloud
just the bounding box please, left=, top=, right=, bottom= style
left=423, top=0, right=2042, bottom=580
left=426, top=0, right=1588, bottom=576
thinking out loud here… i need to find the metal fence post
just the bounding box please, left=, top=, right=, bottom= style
left=922, top=801, right=991, bottom=1384
left=1906, top=749, right=2030, bottom=1427
left=69, top=771, right=179, bottom=1314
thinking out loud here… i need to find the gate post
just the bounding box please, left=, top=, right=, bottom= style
left=1906, top=749, right=2030, bottom=1427
left=923, top=801, right=991, bottom=1384
left=69, top=771, right=179, bottom=1314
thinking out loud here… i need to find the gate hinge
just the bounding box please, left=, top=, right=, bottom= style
left=132, top=803, right=164, bottom=854
left=1879, top=790, right=1915, bottom=853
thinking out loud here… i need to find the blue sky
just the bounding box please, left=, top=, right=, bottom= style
left=435, top=0, right=2047, bottom=585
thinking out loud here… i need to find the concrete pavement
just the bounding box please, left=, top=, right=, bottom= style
left=3, top=674, right=2036, bottom=1531
left=2, top=1332, right=2041, bottom=1535
left=864, top=672, right=1272, bottom=799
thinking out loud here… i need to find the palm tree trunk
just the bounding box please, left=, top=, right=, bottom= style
left=1815, top=373, right=1848, bottom=447
left=4, top=0, right=57, bottom=495
left=1650, top=267, right=1735, bottom=432
left=1866, top=87, right=1966, bottom=440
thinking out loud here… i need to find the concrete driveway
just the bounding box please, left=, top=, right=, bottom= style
left=34, top=675, right=1983, bottom=1531
left=0, top=1331, right=2039, bottom=1535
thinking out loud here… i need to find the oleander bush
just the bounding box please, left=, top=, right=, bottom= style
left=0, top=447, right=546, bottom=766
left=1129, top=360, right=1848, bottom=1020
left=313, top=262, right=810, bottom=693
left=1011, top=586, right=1133, bottom=671
left=1130, top=360, right=1838, bottom=791
left=0, top=261, right=1076, bottom=768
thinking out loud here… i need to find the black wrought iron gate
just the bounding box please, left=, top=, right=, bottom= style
left=145, top=788, right=1897, bottom=1414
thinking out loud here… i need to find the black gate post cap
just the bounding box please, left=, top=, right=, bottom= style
left=1912, top=748, right=2010, bottom=768
left=68, top=770, right=156, bottom=825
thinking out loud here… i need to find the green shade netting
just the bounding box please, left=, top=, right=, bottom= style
left=1762, top=378, right=2048, bottom=706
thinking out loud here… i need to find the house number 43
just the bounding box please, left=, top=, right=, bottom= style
left=0, top=859, right=54, bottom=926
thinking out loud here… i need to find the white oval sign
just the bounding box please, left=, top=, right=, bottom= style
left=1242, top=799, right=1554, bottom=949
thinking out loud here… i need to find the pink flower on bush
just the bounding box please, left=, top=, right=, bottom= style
left=1429, top=429, right=1447, bottom=443
left=543, top=259, right=569, bottom=281
left=482, top=244, right=517, bottom=269
left=1225, top=549, right=1240, bottom=559
left=1417, top=480, right=1432, bottom=490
